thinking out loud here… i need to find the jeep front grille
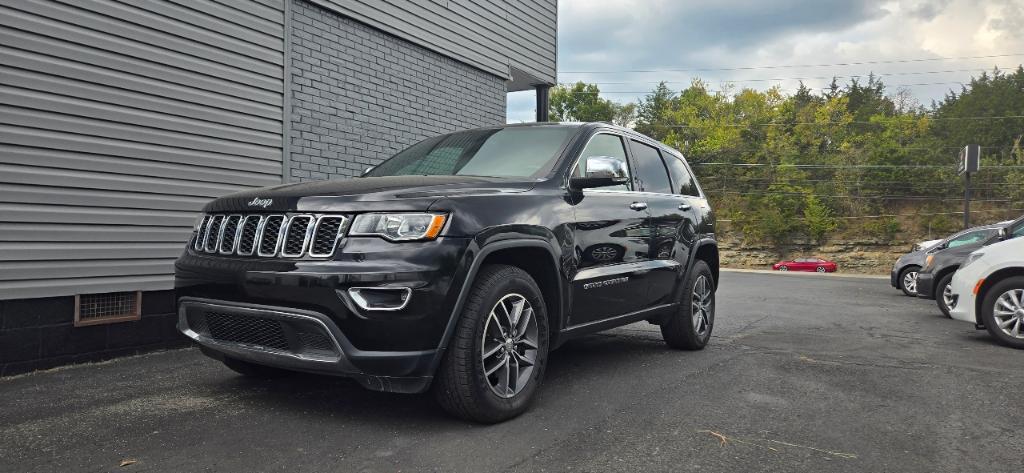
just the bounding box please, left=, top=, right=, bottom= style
left=191, top=213, right=347, bottom=258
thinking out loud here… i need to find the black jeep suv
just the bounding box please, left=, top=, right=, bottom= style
left=175, top=123, right=718, bottom=422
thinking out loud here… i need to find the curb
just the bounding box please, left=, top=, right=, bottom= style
left=721, top=268, right=888, bottom=280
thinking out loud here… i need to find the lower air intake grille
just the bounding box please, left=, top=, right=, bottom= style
left=182, top=302, right=342, bottom=360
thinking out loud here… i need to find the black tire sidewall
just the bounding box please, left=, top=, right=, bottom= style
left=661, top=260, right=715, bottom=350
left=936, top=273, right=954, bottom=318
left=468, top=273, right=549, bottom=415
left=981, top=276, right=1024, bottom=349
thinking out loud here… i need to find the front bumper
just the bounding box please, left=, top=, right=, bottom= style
left=179, top=297, right=437, bottom=393
left=890, top=268, right=899, bottom=288
left=916, top=271, right=937, bottom=299
left=948, top=265, right=984, bottom=324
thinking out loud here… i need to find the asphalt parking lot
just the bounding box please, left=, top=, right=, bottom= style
left=2, top=271, right=1023, bottom=473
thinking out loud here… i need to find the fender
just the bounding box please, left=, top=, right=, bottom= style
left=426, top=237, right=564, bottom=376
left=687, top=237, right=719, bottom=285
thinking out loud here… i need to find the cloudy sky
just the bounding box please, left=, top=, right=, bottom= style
left=506, top=0, right=1024, bottom=122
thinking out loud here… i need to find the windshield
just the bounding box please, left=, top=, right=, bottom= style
left=366, top=126, right=577, bottom=179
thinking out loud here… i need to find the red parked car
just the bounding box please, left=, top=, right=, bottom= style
left=772, top=257, right=837, bottom=273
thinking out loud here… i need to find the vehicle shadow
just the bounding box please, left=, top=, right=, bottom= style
left=203, top=329, right=674, bottom=427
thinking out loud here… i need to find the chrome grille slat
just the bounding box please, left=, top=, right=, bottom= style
left=219, top=215, right=242, bottom=254
left=281, top=215, right=314, bottom=257
left=192, top=213, right=345, bottom=258
left=237, top=216, right=262, bottom=256
left=309, top=215, right=346, bottom=257
left=257, top=215, right=286, bottom=257
left=204, top=215, right=225, bottom=253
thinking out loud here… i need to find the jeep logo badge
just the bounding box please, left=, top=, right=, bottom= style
left=247, top=197, right=272, bottom=208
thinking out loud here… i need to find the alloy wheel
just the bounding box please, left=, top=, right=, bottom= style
left=591, top=246, right=618, bottom=262
left=691, top=275, right=713, bottom=337
left=481, top=293, right=539, bottom=398
left=816, top=266, right=826, bottom=273
left=992, top=289, right=1024, bottom=339
left=942, top=283, right=955, bottom=309
left=903, top=271, right=918, bottom=294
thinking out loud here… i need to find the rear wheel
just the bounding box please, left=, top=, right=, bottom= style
left=981, top=276, right=1024, bottom=349
left=433, top=264, right=549, bottom=423
left=936, top=273, right=955, bottom=318
left=779, top=265, right=788, bottom=271
left=661, top=260, right=715, bottom=350
left=816, top=266, right=826, bottom=273
left=222, top=357, right=293, bottom=379
left=898, top=266, right=921, bottom=297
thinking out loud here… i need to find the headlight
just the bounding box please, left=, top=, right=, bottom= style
left=962, top=252, right=985, bottom=269
left=350, top=213, right=447, bottom=241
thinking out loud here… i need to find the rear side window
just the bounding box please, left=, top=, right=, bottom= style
left=630, top=141, right=672, bottom=194
left=661, top=153, right=701, bottom=196
left=1012, top=222, right=1024, bottom=239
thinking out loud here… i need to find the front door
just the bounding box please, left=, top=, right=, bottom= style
left=569, top=133, right=653, bottom=326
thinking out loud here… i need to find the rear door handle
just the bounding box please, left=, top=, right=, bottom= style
left=678, top=203, right=692, bottom=211
left=629, top=202, right=648, bottom=211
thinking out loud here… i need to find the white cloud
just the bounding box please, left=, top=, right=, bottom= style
left=507, top=0, right=1024, bottom=122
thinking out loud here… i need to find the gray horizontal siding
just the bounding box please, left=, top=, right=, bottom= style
left=0, top=0, right=285, bottom=300
left=309, top=0, right=557, bottom=85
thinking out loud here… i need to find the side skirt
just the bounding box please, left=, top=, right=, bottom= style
left=557, top=303, right=677, bottom=343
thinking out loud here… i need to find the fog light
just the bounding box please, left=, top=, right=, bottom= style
left=348, top=287, right=412, bottom=311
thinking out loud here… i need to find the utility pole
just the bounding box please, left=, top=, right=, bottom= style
left=958, top=144, right=981, bottom=229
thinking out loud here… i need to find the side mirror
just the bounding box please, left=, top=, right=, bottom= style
left=998, top=227, right=1009, bottom=240
left=569, top=156, right=629, bottom=190
left=361, top=166, right=375, bottom=177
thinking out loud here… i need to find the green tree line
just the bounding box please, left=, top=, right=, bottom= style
left=549, top=67, right=1024, bottom=246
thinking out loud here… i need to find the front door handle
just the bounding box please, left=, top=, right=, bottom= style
left=678, top=203, right=692, bottom=211
left=629, top=202, right=648, bottom=211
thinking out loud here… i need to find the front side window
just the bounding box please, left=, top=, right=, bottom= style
left=630, top=141, right=672, bottom=194
left=1012, top=221, right=1024, bottom=239
left=946, top=229, right=994, bottom=248
left=574, top=133, right=631, bottom=191
left=367, top=126, right=576, bottom=179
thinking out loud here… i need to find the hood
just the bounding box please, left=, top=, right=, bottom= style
left=204, top=175, right=536, bottom=213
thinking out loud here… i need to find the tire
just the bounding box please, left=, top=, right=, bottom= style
left=661, top=259, right=715, bottom=350
left=980, top=276, right=1024, bottom=349
left=779, top=266, right=788, bottom=271
left=898, top=266, right=921, bottom=297
left=222, top=357, right=293, bottom=379
left=816, top=266, right=826, bottom=273
left=433, top=264, right=549, bottom=423
left=935, top=272, right=955, bottom=319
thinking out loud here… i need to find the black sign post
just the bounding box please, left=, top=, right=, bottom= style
left=958, top=144, right=981, bottom=229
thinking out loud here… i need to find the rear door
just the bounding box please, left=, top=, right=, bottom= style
left=569, top=132, right=653, bottom=325
left=627, top=139, right=694, bottom=307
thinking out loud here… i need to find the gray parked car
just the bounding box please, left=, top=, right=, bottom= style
left=890, top=222, right=1011, bottom=297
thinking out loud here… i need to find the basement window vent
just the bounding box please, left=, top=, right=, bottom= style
left=74, top=291, right=142, bottom=327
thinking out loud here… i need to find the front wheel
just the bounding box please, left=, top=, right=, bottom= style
left=778, top=266, right=788, bottom=271
left=433, top=264, right=549, bottom=423
left=936, top=273, right=955, bottom=318
left=816, top=266, right=826, bottom=273
left=898, top=266, right=921, bottom=297
left=981, top=276, right=1024, bottom=349
left=661, top=260, right=715, bottom=350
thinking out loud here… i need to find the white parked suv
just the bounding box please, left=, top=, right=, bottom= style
left=948, top=234, right=1024, bottom=349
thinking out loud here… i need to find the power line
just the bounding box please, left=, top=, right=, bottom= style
left=560, top=81, right=966, bottom=95
left=704, top=190, right=1014, bottom=202
left=560, top=52, right=1024, bottom=74
left=716, top=208, right=1024, bottom=223
left=692, top=162, right=1024, bottom=169
left=558, top=67, right=1014, bottom=86
left=652, top=114, right=1024, bottom=128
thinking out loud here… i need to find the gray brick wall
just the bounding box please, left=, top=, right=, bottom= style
left=289, top=0, right=508, bottom=181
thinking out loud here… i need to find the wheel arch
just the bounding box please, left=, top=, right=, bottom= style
left=429, top=238, right=566, bottom=375
left=974, top=267, right=1024, bottom=324
left=691, top=240, right=719, bottom=289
